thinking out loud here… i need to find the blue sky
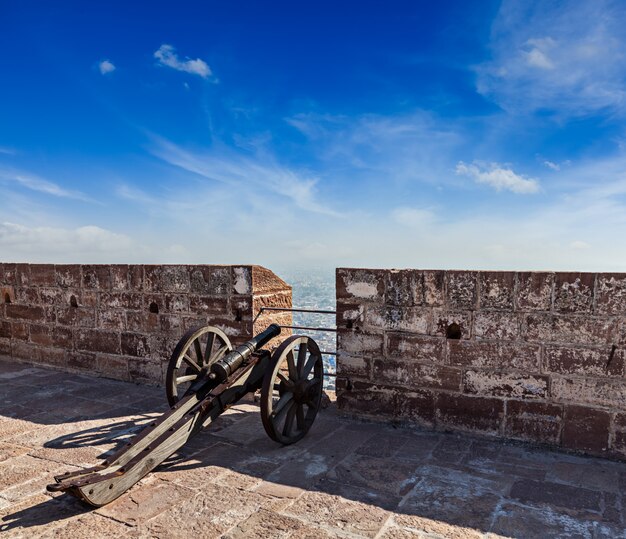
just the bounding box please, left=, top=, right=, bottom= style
left=1, top=0, right=626, bottom=271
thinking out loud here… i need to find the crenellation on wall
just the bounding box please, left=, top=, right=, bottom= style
left=0, top=263, right=291, bottom=385
left=337, top=267, right=626, bottom=461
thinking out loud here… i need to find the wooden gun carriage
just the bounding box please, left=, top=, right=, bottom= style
left=47, top=322, right=325, bottom=506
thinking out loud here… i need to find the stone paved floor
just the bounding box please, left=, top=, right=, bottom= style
left=0, top=357, right=625, bottom=538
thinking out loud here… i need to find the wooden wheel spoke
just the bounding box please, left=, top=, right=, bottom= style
left=272, top=392, right=293, bottom=420
left=302, top=353, right=318, bottom=379
left=282, top=402, right=297, bottom=436
left=296, top=342, right=307, bottom=377
left=286, top=351, right=297, bottom=381
left=182, top=354, right=202, bottom=373
left=176, top=374, right=197, bottom=384
left=296, top=404, right=305, bottom=431
left=204, top=333, right=216, bottom=363
left=193, top=339, right=203, bottom=365
left=277, top=372, right=293, bottom=390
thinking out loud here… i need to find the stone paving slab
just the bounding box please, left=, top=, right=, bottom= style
left=0, top=356, right=625, bottom=538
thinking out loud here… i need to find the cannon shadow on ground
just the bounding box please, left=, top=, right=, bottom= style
left=1, top=359, right=625, bottom=537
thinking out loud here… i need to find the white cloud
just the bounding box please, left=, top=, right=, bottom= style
left=98, top=59, right=116, bottom=75
left=154, top=44, right=211, bottom=78
left=0, top=168, right=92, bottom=201
left=544, top=160, right=560, bottom=171
left=0, top=222, right=133, bottom=260
left=149, top=135, right=336, bottom=215
left=476, top=0, right=626, bottom=115
left=456, top=161, right=540, bottom=194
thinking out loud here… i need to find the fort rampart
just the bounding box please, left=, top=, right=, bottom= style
left=336, top=268, right=626, bottom=460
left=0, top=263, right=291, bottom=385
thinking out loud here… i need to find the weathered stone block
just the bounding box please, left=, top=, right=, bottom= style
left=99, top=292, right=143, bottom=310
left=0, top=320, right=11, bottom=339
left=232, top=266, right=252, bottom=295
left=386, top=333, right=445, bottom=363
left=595, top=273, right=626, bottom=315
left=209, top=266, right=231, bottom=295
left=474, top=311, right=520, bottom=340
left=12, top=341, right=41, bottom=361
left=190, top=267, right=212, bottom=294
left=446, top=271, right=477, bottom=310
left=68, top=351, right=96, bottom=370
left=423, top=270, right=445, bottom=306
left=29, top=264, right=56, bottom=286
left=74, top=329, right=121, bottom=354
left=29, top=325, right=72, bottom=348
left=435, top=393, right=504, bottom=433
left=164, top=294, right=190, bottom=313
left=56, top=307, right=96, bottom=328
left=96, top=354, right=129, bottom=380
left=159, top=314, right=185, bottom=334
left=544, top=346, right=624, bottom=377
left=336, top=268, right=384, bottom=302
left=129, top=265, right=143, bottom=289
left=505, top=400, right=562, bottom=444
left=110, top=264, right=130, bottom=290
left=15, top=286, right=39, bottom=304
left=144, top=265, right=190, bottom=292
left=128, top=357, right=163, bottom=383
left=126, top=311, right=159, bottom=333
left=336, top=303, right=364, bottom=331
left=336, top=353, right=370, bottom=378
left=554, top=272, right=594, bottom=313
left=524, top=314, right=617, bottom=345
left=385, top=269, right=421, bottom=306
left=551, top=376, right=626, bottom=408
left=516, top=272, right=553, bottom=311
left=189, top=295, right=229, bottom=315
left=479, top=272, right=514, bottom=309
left=337, top=331, right=384, bottom=357
left=448, top=340, right=540, bottom=371
left=82, top=265, right=111, bottom=289
left=121, top=333, right=151, bottom=357
left=97, top=310, right=127, bottom=331
left=11, top=321, right=29, bottom=340
left=562, top=405, right=610, bottom=454
left=365, top=305, right=429, bottom=333
left=6, top=304, right=44, bottom=321
left=464, top=370, right=548, bottom=399
left=373, top=359, right=462, bottom=390
left=395, top=388, right=435, bottom=425
left=55, top=264, right=81, bottom=288
left=430, top=310, right=471, bottom=340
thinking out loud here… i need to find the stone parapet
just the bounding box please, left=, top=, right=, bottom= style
left=336, top=268, right=626, bottom=460
left=0, top=263, right=291, bottom=385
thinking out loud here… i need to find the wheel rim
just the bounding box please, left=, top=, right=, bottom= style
left=260, top=335, right=323, bottom=445
left=166, top=325, right=232, bottom=406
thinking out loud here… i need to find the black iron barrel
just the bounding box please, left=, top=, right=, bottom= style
left=209, top=324, right=281, bottom=381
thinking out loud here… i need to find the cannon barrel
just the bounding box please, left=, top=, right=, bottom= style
left=209, top=324, right=281, bottom=382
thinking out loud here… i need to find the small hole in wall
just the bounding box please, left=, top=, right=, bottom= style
left=149, top=302, right=159, bottom=314
left=446, top=322, right=462, bottom=340
left=346, top=319, right=354, bottom=329
left=4, top=293, right=10, bottom=304
left=69, top=295, right=78, bottom=308
left=235, top=309, right=242, bottom=322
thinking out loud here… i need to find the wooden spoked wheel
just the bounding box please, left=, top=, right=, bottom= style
left=166, top=325, right=232, bottom=407
left=260, top=335, right=324, bottom=445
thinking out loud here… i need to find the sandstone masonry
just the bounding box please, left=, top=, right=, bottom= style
left=0, top=264, right=291, bottom=385
left=336, top=268, right=626, bottom=460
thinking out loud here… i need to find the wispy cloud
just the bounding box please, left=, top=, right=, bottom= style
left=543, top=160, right=560, bottom=171
left=0, top=222, right=133, bottom=259
left=0, top=147, right=16, bottom=155
left=0, top=168, right=92, bottom=201
left=98, top=59, right=116, bottom=75
left=456, top=161, right=540, bottom=194
left=476, top=0, right=626, bottom=116
left=149, top=136, right=336, bottom=215
left=154, top=44, right=212, bottom=79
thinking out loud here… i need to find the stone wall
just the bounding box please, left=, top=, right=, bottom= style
left=336, top=268, right=626, bottom=460
left=0, top=263, right=291, bottom=385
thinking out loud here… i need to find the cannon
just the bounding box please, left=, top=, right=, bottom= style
left=46, top=324, right=324, bottom=506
